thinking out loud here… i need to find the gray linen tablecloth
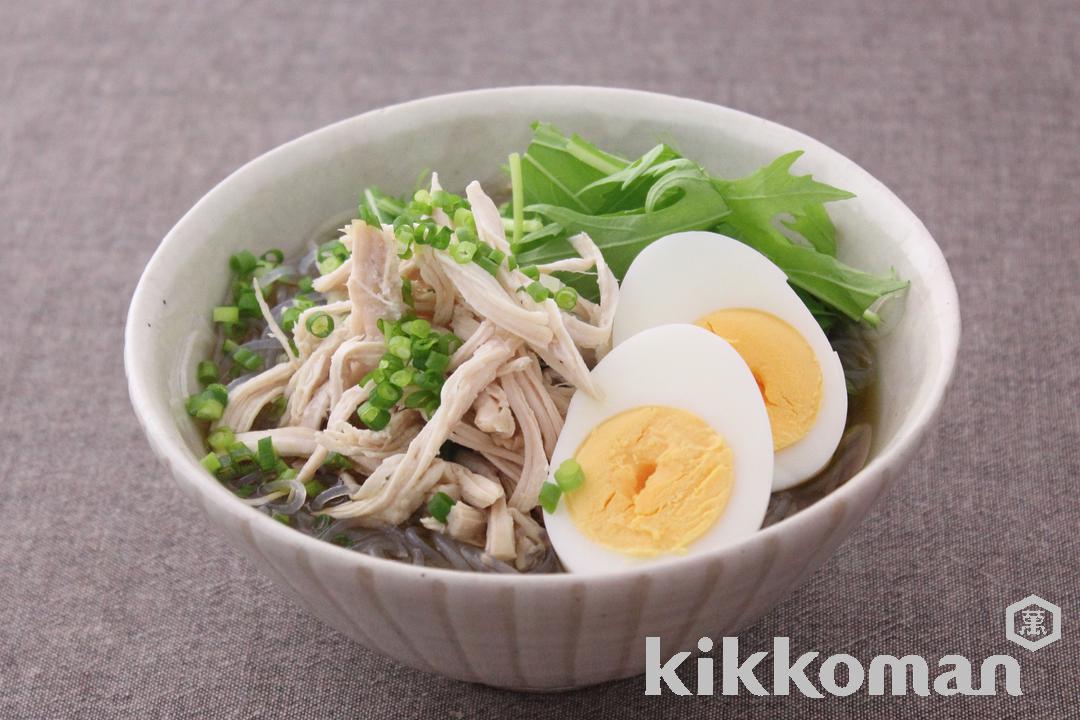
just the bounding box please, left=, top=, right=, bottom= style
left=2, top=0, right=1077, bottom=717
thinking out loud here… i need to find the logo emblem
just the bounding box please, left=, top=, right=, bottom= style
left=1005, top=595, right=1061, bottom=651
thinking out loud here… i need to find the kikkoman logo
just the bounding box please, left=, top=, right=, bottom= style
left=644, top=595, right=1061, bottom=697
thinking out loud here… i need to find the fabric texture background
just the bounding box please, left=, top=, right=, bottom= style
left=2, top=0, right=1077, bottom=717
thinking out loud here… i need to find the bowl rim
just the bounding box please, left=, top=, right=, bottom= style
left=125, top=85, right=961, bottom=587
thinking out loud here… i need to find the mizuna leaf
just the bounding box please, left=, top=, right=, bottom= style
left=782, top=203, right=838, bottom=256
left=518, top=170, right=730, bottom=277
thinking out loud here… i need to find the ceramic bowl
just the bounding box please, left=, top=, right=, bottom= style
left=125, top=86, right=960, bottom=690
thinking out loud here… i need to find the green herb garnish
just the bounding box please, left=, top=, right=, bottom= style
left=513, top=123, right=907, bottom=325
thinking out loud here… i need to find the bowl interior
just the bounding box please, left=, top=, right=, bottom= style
left=127, top=86, right=958, bottom=567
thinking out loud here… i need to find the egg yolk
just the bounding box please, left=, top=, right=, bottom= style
left=565, top=406, right=733, bottom=557
left=695, top=308, right=822, bottom=451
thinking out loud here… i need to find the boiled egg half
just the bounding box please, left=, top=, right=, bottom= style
left=544, top=324, right=773, bottom=572
left=613, top=231, right=847, bottom=490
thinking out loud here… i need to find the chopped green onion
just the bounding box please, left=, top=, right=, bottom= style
left=415, top=370, right=444, bottom=393
left=261, top=249, right=284, bottom=265
left=440, top=333, right=464, bottom=356
left=475, top=255, right=500, bottom=276
left=427, top=491, right=456, bottom=524
left=424, top=350, right=450, bottom=374
left=271, top=512, right=292, bottom=526
left=229, top=250, right=258, bottom=275
left=401, top=318, right=431, bottom=338
left=377, top=317, right=401, bottom=339
left=322, top=452, right=352, bottom=471
left=525, top=281, right=550, bottom=303
left=521, top=265, right=540, bottom=280
left=389, top=368, right=414, bottom=388
left=281, top=306, right=302, bottom=333
left=403, top=390, right=435, bottom=409
left=431, top=189, right=457, bottom=209
left=359, top=368, right=385, bottom=387
left=413, top=188, right=432, bottom=206
left=213, top=306, right=240, bottom=323
left=508, top=152, right=524, bottom=247
left=228, top=442, right=254, bottom=466
left=317, top=255, right=343, bottom=275
left=451, top=240, right=477, bottom=263
left=506, top=254, right=519, bottom=271
left=387, top=335, right=412, bottom=360
left=222, top=339, right=239, bottom=354
left=200, top=452, right=222, bottom=474
left=231, top=348, right=263, bottom=371
left=188, top=395, right=224, bottom=421
left=207, top=426, right=235, bottom=453
left=213, top=449, right=234, bottom=473
left=488, top=248, right=507, bottom=266
left=554, top=286, right=579, bottom=311
left=430, top=226, right=452, bottom=250
left=196, top=360, right=219, bottom=385
left=298, top=276, right=314, bottom=293
left=401, top=278, right=413, bottom=307
left=257, top=436, right=276, bottom=471
left=539, top=482, right=563, bottom=514
left=554, top=458, right=585, bottom=492
left=378, top=354, right=405, bottom=373
left=204, top=383, right=228, bottom=405
left=324, top=239, right=350, bottom=261
left=453, top=207, right=474, bottom=230
left=305, top=312, right=334, bottom=338
left=234, top=484, right=255, bottom=497
left=303, top=479, right=326, bottom=498
left=371, top=381, right=403, bottom=409
left=454, top=225, right=477, bottom=246
left=236, top=291, right=260, bottom=317
left=412, top=334, right=437, bottom=354
left=357, top=402, right=391, bottom=431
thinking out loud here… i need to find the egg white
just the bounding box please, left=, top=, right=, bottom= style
left=612, top=231, right=848, bottom=491
left=544, top=324, right=773, bottom=573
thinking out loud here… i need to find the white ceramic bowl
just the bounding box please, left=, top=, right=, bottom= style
left=125, top=86, right=960, bottom=691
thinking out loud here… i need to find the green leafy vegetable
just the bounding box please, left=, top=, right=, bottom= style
left=512, top=124, right=907, bottom=324
left=782, top=203, right=837, bottom=256
left=519, top=167, right=731, bottom=278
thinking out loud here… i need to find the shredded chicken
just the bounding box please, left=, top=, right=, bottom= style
left=215, top=175, right=619, bottom=571
left=472, top=383, right=515, bottom=438
left=346, top=220, right=403, bottom=338
left=446, top=503, right=486, bottom=546
left=216, top=360, right=296, bottom=433
left=235, top=427, right=317, bottom=456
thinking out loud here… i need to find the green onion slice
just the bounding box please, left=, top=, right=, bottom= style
left=305, top=312, right=334, bottom=339
left=554, top=458, right=585, bottom=492
left=554, top=286, right=579, bottom=311
left=427, top=491, right=456, bottom=524
left=257, top=436, right=276, bottom=471
left=539, top=482, right=563, bottom=514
